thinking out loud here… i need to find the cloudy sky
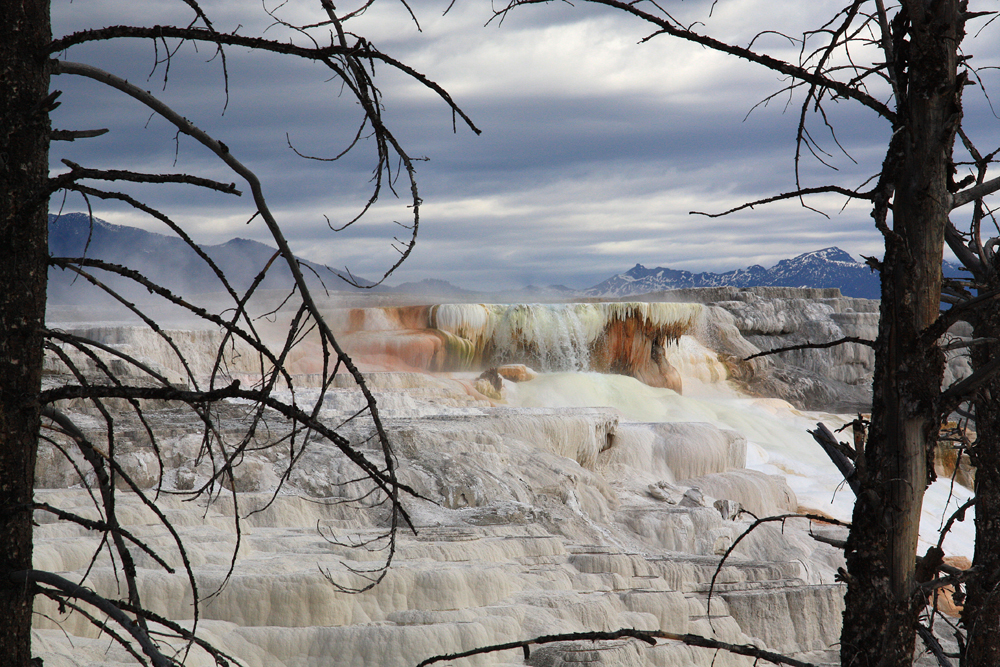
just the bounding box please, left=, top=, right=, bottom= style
left=49, top=1, right=1000, bottom=291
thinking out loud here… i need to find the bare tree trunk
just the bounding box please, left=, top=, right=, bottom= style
left=961, top=306, right=1000, bottom=666
left=0, top=1, right=51, bottom=664
left=841, top=2, right=961, bottom=665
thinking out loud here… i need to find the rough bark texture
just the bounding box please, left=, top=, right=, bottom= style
left=961, top=305, right=1000, bottom=666
left=841, top=3, right=961, bottom=666
left=0, top=0, right=51, bottom=664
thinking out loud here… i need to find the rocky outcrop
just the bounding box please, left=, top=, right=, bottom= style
left=672, top=287, right=976, bottom=413
left=619, top=287, right=880, bottom=411
left=714, top=294, right=877, bottom=412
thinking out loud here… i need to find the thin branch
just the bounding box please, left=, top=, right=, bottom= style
left=31, top=500, right=173, bottom=574
left=940, top=355, right=1000, bottom=410
left=414, top=627, right=819, bottom=667
left=56, top=159, right=241, bottom=195
left=11, top=570, right=173, bottom=667
left=916, top=623, right=954, bottom=667
left=707, top=512, right=851, bottom=624
left=690, top=184, right=874, bottom=218
left=744, top=336, right=875, bottom=361
left=927, top=286, right=1000, bottom=340
left=496, top=0, right=895, bottom=121
left=46, top=328, right=174, bottom=387
left=918, top=567, right=979, bottom=594
left=48, top=27, right=480, bottom=135
left=40, top=381, right=424, bottom=506
left=35, top=590, right=150, bottom=665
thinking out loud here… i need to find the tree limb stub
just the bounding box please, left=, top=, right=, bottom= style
left=810, top=422, right=860, bottom=495
left=51, top=128, right=109, bottom=141
left=952, top=174, right=1000, bottom=209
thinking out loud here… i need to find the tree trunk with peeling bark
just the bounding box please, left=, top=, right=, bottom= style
left=0, top=1, right=50, bottom=664
left=841, top=2, right=962, bottom=665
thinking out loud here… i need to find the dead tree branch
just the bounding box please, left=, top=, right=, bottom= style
left=810, top=421, right=861, bottom=495
left=414, top=627, right=819, bottom=667
left=744, top=336, right=875, bottom=361
left=11, top=570, right=173, bottom=667
left=691, top=185, right=874, bottom=218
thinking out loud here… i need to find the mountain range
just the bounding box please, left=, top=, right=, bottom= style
left=585, top=247, right=885, bottom=299
left=47, top=212, right=374, bottom=304
left=49, top=213, right=939, bottom=302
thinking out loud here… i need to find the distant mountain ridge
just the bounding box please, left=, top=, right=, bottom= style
left=47, top=213, right=374, bottom=303
left=49, top=215, right=956, bottom=302
left=586, top=247, right=886, bottom=299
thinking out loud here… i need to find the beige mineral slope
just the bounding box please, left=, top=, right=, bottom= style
left=32, top=400, right=848, bottom=667
left=32, top=325, right=854, bottom=666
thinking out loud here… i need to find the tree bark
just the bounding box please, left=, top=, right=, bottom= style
left=841, top=3, right=962, bottom=666
left=961, top=304, right=1000, bottom=666
left=0, top=1, right=51, bottom=664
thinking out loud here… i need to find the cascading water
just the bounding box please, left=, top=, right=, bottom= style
left=341, top=301, right=701, bottom=390
left=478, top=303, right=604, bottom=371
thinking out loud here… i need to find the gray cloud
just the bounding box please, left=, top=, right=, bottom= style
left=49, top=1, right=1000, bottom=291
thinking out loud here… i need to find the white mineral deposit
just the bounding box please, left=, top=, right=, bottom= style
left=33, top=290, right=972, bottom=666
